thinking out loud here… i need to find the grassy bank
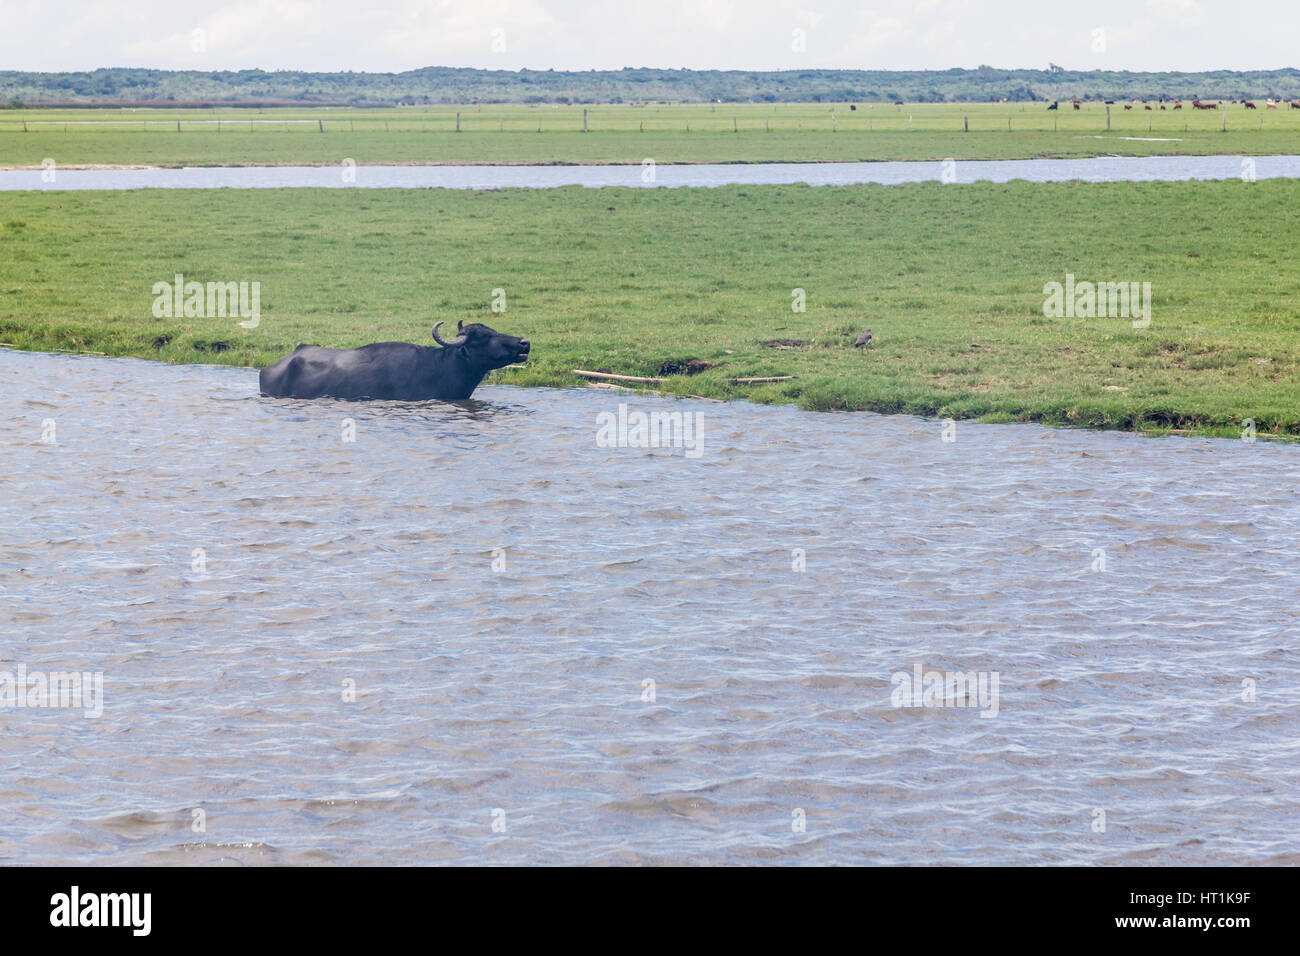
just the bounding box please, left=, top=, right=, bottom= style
left=2, top=181, right=1297, bottom=438
left=4, top=102, right=1300, bottom=166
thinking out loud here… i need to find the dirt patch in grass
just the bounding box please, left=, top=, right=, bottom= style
left=658, top=358, right=715, bottom=375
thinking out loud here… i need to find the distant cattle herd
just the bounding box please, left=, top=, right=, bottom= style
left=1048, top=97, right=1300, bottom=111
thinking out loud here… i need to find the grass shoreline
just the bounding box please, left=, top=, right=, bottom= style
left=3, top=181, right=1297, bottom=441
left=7, top=102, right=1300, bottom=167
left=3, top=343, right=1292, bottom=443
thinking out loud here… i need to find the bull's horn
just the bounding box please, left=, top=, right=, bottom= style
left=432, top=321, right=468, bottom=347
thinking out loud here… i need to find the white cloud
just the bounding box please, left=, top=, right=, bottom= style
left=920, top=20, right=958, bottom=51
left=1147, top=0, right=1208, bottom=27
left=368, top=0, right=560, bottom=66
left=0, top=0, right=1287, bottom=73
left=842, top=10, right=914, bottom=57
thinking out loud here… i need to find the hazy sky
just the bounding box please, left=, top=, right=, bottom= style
left=0, top=1, right=1293, bottom=73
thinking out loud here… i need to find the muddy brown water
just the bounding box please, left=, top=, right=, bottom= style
left=2, top=347, right=1297, bottom=864
left=4, top=155, right=1300, bottom=190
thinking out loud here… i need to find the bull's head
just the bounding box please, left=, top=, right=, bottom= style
left=433, top=320, right=531, bottom=369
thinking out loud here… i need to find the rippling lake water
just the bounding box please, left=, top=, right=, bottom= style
left=5, top=154, right=1300, bottom=190
left=2, top=347, right=1298, bottom=865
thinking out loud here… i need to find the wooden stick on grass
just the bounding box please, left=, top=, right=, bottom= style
left=587, top=382, right=722, bottom=402
left=576, top=369, right=794, bottom=386
left=573, top=369, right=664, bottom=384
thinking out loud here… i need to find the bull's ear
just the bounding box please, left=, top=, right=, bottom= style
left=457, top=321, right=464, bottom=333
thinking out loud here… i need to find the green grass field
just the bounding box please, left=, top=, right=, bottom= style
left=2, top=180, right=1296, bottom=438
left=4, top=102, right=1300, bottom=166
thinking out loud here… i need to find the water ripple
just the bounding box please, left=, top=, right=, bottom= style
left=1, top=348, right=1297, bottom=865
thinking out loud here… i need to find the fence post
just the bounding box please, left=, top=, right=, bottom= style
left=964, top=115, right=968, bottom=132
left=456, top=112, right=461, bottom=132
left=1106, top=105, right=1111, bottom=131
left=583, top=108, right=588, bottom=133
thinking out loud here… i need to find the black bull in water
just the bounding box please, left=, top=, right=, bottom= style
left=259, top=322, right=530, bottom=401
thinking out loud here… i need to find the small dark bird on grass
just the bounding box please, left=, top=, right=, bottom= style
left=854, top=329, right=872, bottom=348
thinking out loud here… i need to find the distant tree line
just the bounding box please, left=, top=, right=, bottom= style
left=3, top=66, right=1300, bottom=107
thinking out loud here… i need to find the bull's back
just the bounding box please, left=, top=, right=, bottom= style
left=259, top=344, right=323, bottom=397
left=259, top=343, right=423, bottom=399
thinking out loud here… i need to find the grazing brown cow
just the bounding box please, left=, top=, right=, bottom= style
left=1072, top=99, right=1081, bottom=110
left=1244, top=101, right=1257, bottom=109
left=1123, top=104, right=1132, bottom=110
left=1291, top=100, right=1300, bottom=109
left=1144, top=104, right=1152, bottom=110
left=1172, top=100, right=1183, bottom=109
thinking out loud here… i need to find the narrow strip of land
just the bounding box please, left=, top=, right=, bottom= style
left=3, top=103, right=1300, bottom=166
left=1, top=180, right=1296, bottom=437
